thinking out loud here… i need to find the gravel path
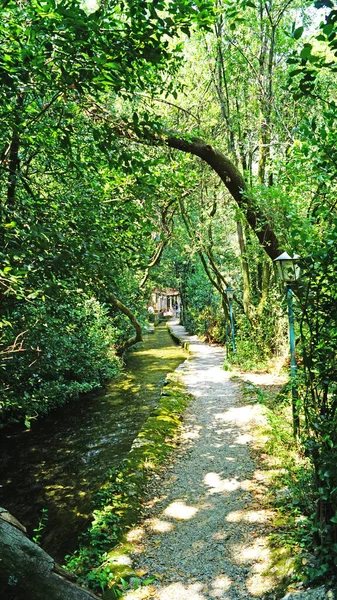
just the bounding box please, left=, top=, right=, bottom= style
left=123, top=322, right=276, bottom=600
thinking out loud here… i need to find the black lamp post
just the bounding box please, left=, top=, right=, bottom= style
left=225, top=286, right=236, bottom=353
left=273, top=252, right=300, bottom=438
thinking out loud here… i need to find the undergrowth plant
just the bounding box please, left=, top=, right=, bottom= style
left=0, top=293, right=121, bottom=426
left=238, top=379, right=326, bottom=587
left=32, top=508, right=49, bottom=546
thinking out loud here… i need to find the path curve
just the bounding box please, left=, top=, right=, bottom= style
left=123, top=322, right=275, bottom=600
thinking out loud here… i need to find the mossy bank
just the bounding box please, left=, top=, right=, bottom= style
left=65, top=371, right=192, bottom=598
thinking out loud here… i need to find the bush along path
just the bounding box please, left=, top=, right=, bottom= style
left=114, top=321, right=292, bottom=600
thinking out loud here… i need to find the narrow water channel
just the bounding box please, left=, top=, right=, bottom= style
left=0, top=323, right=187, bottom=562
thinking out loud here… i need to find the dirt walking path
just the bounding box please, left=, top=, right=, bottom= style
left=122, top=322, right=278, bottom=600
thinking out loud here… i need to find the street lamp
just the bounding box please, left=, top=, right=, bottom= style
left=274, top=252, right=300, bottom=438
left=274, top=252, right=300, bottom=283
left=225, top=286, right=236, bottom=353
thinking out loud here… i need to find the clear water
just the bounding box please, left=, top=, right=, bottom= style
left=0, top=323, right=186, bottom=561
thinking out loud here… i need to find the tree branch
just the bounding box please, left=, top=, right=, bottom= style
left=108, top=293, right=143, bottom=356
left=162, top=133, right=281, bottom=259
left=140, top=239, right=168, bottom=289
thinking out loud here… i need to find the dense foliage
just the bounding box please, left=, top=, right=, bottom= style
left=0, top=0, right=213, bottom=424
left=1, top=0, right=337, bottom=589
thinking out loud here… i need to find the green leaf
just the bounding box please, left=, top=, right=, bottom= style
left=323, top=23, right=334, bottom=36
left=3, top=221, right=16, bottom=228
left=314, top=0, right=333, bottom=8
left=289, top=68, right=303, bottom=77
left=300, top=44, right=313, bottom=59
left=104, top=62, right=121, bottom=70
left=144, top=576, right=156, bottom=584
left=293, top=26, right=304, bottom=40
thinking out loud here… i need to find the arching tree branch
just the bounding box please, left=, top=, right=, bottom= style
left=140, top=239, right=168, bottom=289
left=162, top=134, right=281, bottom=259
left=140, top=196, right=178, bottom=289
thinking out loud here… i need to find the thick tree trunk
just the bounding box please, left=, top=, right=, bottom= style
left=236, top=220, right=254, bottom=321
left=107, top=115, right=282, bottom=259
left=108, top=293, right=143, bottom=355
left=0, top=509, right=99, bottom=600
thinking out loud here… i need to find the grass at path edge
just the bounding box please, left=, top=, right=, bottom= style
left=233, top=375, right=332, bottom=596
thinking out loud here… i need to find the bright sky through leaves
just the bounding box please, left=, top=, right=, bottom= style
left=80, top=0, right=100, bottom=14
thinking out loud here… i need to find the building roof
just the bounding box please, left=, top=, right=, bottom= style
left=153, top=288, right=179, bottom=296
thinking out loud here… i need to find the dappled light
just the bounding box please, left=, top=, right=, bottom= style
left=0, top=1, right=335, bottom=598
left=214, top=405, right=266, bottom=427
left=180, top=424, right=202, bottom=441
left=204, top=472, right=247, bottom=494
left=126, top=527, right=144, bottom=543
left=246, top=574, right=278, bottom=597
left=164, top=500, right=198, bottom=521
left=226, top=509, right=273, bottom=524
left=120, top=324, right=288, bottom=600
left=234, top=536, right=270, bottom=563
left=211, top=575, right=232, bottom=594
left=233, top=433, right=253, bottom=446
left=147, top=518, right=174, bottom=533
left=157, top=582, right=206, bottom=600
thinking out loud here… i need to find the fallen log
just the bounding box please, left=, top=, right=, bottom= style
left=0, top=508, right=100, bottom=600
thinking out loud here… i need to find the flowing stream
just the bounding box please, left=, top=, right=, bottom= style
left=0, top=323, right=187, bottom=562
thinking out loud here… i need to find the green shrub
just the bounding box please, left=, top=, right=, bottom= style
left=184, top=305, right=226, bottom=343
left=0, top=292, right=121, bottom=425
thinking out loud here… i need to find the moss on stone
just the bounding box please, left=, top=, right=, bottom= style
left=65, top=372, right=192, bottom=596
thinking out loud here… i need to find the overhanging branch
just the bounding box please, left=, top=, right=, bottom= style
left=163, top=134, right=280, bottom=259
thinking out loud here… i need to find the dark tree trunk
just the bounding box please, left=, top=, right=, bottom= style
left=0, top=509, right=100, bottom=600
left=108, top=293, right=143, bottom=355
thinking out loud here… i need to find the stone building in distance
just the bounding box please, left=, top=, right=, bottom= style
left=151, top=288, right=181, bottom=316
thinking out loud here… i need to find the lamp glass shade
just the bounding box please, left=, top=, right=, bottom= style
left=225, top=286, right=234, bottom=300
left=274, top=252, right=300, bottom=282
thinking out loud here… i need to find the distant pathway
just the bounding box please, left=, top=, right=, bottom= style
left=123, top=322, right=276, bottom=600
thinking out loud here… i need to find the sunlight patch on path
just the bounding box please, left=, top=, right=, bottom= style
left=147, top=517, right=174, bottom=533
left=214, top=405, right=267, bottom=426
left=210, top=575, right=232, bottom=597
left=164, top=500, right=198, bottom=520
left=157, top=582, right=206, bottom=600
left=204, top=472, right=251, bottom=495
left=230, top=536, right=278, bottom=596
left=226, top=508, right=274, bottom=524
left=121, top=323, right=282, bottom=600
